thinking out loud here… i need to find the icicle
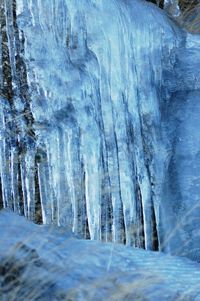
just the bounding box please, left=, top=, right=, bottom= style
left=2, top=0, right=200, bottom=261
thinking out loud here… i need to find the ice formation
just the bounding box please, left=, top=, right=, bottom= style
left=0, top=0, right=200, bottom=260
left=164, top=0, right=180, bottom=16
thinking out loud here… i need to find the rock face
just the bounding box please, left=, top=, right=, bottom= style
left=150, top=0, right=200, bottom=33
left=149, top=0, right=200, bottom=12
left=178, top=0, right=200, bottom=12
left=146, top=0, right=164, bottom=9
left=1, top=210, right=200, bottom=301
left=178, top=1, right=200, bottom=33
left=0, top=0, right=200, bottom=260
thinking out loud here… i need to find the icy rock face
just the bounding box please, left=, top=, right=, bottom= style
left=0, top=0, right=200, bottom=259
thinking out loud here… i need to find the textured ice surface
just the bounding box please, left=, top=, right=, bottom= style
left=164, top=0, right=180, bottom=16
left=1, top=210, right=200, bottom=301
left=0, top=0, right=200, bottom=260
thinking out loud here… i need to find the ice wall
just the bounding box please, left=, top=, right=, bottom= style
left=1, top=0, right=200, bottom=259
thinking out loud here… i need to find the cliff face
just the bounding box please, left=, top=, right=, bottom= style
left=178, top=1, right=200, bottom=33
left=0, top=0, right=200, bottom=260
left=148, top=0, right=200, bottom=12
left=178, top=0, right=200, bottom=12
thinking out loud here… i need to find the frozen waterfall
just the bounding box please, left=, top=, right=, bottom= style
left=1, top=0, right=200, bottom=260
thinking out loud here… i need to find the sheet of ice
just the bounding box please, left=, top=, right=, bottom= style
left=0, top=0, right=200, bottom=261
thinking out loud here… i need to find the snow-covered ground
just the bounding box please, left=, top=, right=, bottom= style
left=1, top=210, right=200, bottom=301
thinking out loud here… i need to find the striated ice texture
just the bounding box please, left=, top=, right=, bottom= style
left=0, top=0, right=200, bottom=260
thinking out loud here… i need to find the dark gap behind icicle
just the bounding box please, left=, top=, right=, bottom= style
left=146, top=0, right=164, bottom=9
left=82, top=170, right=91, bottom=239
left=135, top=182, right=145, bottom=249
left=151, top=205, right=159, bottom=251
left=34, top=153, right=43, bottom=224
left=0, top=176, right=4, bottom=209
left=18, top=158, right=24, bottom=215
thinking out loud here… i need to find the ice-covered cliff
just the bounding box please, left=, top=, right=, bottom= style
left=1, top=0, right=200, bottom=260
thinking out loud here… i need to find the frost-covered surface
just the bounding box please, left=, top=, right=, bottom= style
left=1, top=0, right=200, bottom=260
left=1, top=210, right=200, bottom=301
left=164, top=0, right=180, bottom=16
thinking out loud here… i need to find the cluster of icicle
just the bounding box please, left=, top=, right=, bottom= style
left=1, top=0, right=199, bottom=259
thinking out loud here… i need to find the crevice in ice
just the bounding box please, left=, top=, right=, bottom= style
left=82, top=170, right=91, bottom=240
left=147, top=0, right=165, bottom=9
left=135, top=183, right=145, bottom=249
left=0, top=176, right=3, bottom=209
left=34, top=151, right=43, bottom=224
left=73, top=161, right=91, bottom=239
left=17, top=145, right=24, bottom=215
left=151, top=205, right=159, bottom=251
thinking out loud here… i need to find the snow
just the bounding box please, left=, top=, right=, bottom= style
left=1, top=210, right=200, bottom=301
